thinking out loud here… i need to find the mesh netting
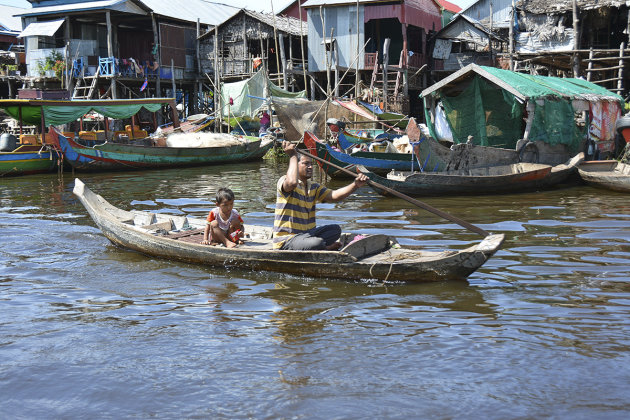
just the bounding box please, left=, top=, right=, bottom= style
left=424, top=66, right=623, bottom=153
left=439, top=76, right=523, bottom=149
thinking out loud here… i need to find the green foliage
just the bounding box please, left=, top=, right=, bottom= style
left=36, top=50, right=65, bottom=78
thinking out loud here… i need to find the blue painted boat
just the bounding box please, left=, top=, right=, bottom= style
left=0, top=144, right=57, bottom=177
left=50, top=128, right=274, bottom=172
left=303, top=131, right=417, bottom=178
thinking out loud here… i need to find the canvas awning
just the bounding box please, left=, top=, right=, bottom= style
left=18, top=19, right=65, bottom=38
left=0, top=98, right=174, bottom=126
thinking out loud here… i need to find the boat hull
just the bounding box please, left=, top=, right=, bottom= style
left=51, top=129, right=273, bottom=172
left=361, top=163, right=555, bottom=196
left=0, top=145, right=57, bottom=177
left=73, top=178, right=504, bottom=282
left=304, top=131, right=415, bottom=178
left=578, top=160, right=630, bottom=192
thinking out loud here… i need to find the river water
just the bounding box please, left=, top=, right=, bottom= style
left=1, top=160, right=629, bottom=419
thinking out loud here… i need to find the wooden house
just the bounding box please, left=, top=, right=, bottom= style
left=302, top=0, right=443, bottom=115
left=430, top=14, right=507, bottom=75
left=15, top=0, right=239, bottom=113
left=198, top=9, right=307, bottom=92
left=511, top=0, right=630, bottom=97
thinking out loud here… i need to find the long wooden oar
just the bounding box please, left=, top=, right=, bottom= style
left=291, top=145, right=490, bottom=237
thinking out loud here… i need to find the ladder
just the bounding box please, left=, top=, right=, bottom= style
left=72, top=66, right=101, bottom=99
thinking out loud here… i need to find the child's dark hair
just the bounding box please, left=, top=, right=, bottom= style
left=215, top=187, right=235, bottom=204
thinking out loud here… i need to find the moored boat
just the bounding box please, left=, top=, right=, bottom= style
left=358, top=153, right=583, bottom=197
left=50, top=128, right=273, bottom=172
left=303, top=131, right=416, bottom=178
left=73, top=178, right=505, bottom=282
left=577, top=160, right=630, bottom=192
left=0, top=143, right=57, bottom=177
left=0, top=133, right=58, bottom=177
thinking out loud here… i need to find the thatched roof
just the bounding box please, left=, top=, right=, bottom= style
left=517, top=0, right=626, bottom=14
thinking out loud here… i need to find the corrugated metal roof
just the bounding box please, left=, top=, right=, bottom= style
left=16, top=0, right=241, bottom=26
left=436, top=0, right=462, bottom=13
left=16, top=0, right=148, bottom=17
left=18, top=18, right=65, bottom=37
left=141, top=0, right=240, bottom=26
left=0, top=4, right=28, bottom=32
left=302, top=0, right=394, bottom=8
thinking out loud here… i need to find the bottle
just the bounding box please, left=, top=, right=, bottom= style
left=229, top=229, right=241, bottom=242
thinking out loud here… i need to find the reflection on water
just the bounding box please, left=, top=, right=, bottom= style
left=1, top=164, right=630, bottom=418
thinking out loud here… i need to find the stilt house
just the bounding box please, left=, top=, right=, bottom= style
left=15, top=0, right=238, bottom=114
left=302, top=0, right=443, bottom=116
left=511, top=0, right=630, bottom=97
left=198, top=9, right=307, bottom=92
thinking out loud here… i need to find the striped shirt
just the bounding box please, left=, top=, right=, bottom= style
left=273, top=175, right=331, bottom=249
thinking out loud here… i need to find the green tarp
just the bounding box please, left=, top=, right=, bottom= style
left=424, top=65, right=624, bottom=152
left=3, top=103, right=164, bottom=126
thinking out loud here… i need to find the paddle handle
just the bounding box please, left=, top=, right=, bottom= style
left=291, top=144, right=490, bottom=237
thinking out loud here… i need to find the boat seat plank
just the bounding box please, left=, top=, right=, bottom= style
left=340, top=234, right=391, bottom=259
left=142, top=220, right=174, bottom=232
left=132, top=211, right=157, bottom=226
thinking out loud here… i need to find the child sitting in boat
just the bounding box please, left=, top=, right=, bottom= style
left=201, top=188, right=244, bottom=248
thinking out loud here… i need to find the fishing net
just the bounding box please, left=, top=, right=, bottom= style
left=166, top=132, right=246, bottom=148
left=272, top=98, right=373, bottom=142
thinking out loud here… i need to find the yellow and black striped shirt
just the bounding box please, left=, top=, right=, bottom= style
left=273, top=176, right=331, bottom=249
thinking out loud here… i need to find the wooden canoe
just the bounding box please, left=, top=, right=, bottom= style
left=359, top=159, right=575, bottom=197
left=0, top=144, right=57, bottom=177
left=303, top=131, right=416, bottom=178
left=73, top=178, right=505, bottom=282
left=578, top=160, right=630, bottom=192
left=50, top=128, right=273, bottom=172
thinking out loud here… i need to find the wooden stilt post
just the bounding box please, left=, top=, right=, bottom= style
left=355, top=0, right=360, bottom=100
left=572, top=0, right=580, bottom=77
left=298, top=1, right=307, bottom=92
left=383, top=38, right=390, bottom=112
left=151, top=13, right=162, bottom=124
left=279, top=33, right=288, bottom=90
left=270, top=0, right=282, bottom=87
left=40, top=106, right=46, bottom=145
left=509, top=0, right=515, bottom=70
left=587, top=47, right=593, bottom=82
left=617, top=42, right=626, bottom=95
left=106, top=10, right=117, bottom=99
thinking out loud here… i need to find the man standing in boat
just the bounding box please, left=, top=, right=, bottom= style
left=274, top=140, right=368, bottom=251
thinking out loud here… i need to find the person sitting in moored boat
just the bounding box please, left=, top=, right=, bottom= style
left=259, top=110, right=271, bottom=136
left=273, top=140, right=368, bottom=251
left=201, top=188, right=244, bottom=248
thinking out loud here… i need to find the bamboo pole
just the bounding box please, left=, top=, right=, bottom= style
left=572, top=0, right=580, bottom=77
left=279, top=33, right=288, bottom=90
left=509, top=0, right=515, bottom=70
left=151, top=13, right=161, bottom=124
left=106, top=11, right=117, bottom=99
left=270, top=0, right=282, bottom=87
left=298, top=0, right=307, bottom=92
left=587, top=47, right=593, bottom=81
left=355, top=0, right=360, bottom=100
left=617, top=42, right=626, bottom=91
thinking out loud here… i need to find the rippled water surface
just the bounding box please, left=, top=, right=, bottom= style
left=1, top=162, right=630, bottom=419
